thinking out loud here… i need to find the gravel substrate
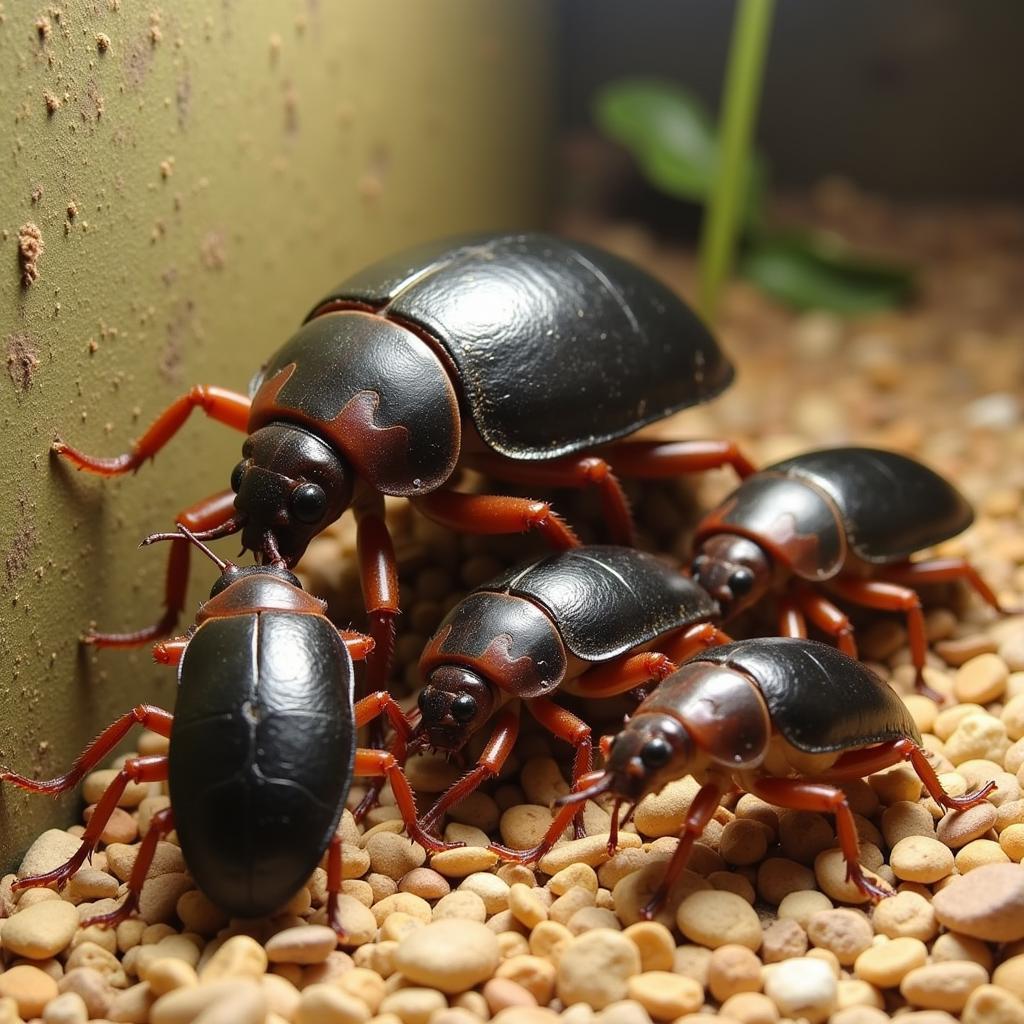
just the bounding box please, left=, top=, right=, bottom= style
left=3, top=188, right=1024, bottom=1023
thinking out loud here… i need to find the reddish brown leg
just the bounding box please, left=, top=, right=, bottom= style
left=326, top=833, right=346, bottom=938
left=152, top=636, right=189, bottom=666
left=823, top=737, right=997, bottom=809
left=601, top=438, right=757, bottom=481
left=339, top=631, right=375, bottom=662
left=528, top=699, right=592, bottom=840
left=412, top=490, right=580, bottom=551
left=878, top=558, right=1020, bottom=614
left=13, top=755, right=169, bottom=893
left=354, top=749, right=456, bottom=854
left=794, top=585, right=857, bottom=657
left=85, top=490, right=238, bottom=648
left=53, top=385, right=251, bottom=476
left=827, top=577, right=932, bottom=696
left=83, top=804, right=175, bottom=929
left=2, top=705, right=173, bottom=797
left=573, top=652, right=677, bottom=700
left=660, top=622, right=733, bottom=662
left=466, top=452, right=635, bottom=545
left=641, top=781, right=723, bottom=919
left=418, top=706, right=521, bottom=836
left=778, top=595, right=807, bottom=639
left=750, top=775, right=893, bottom=901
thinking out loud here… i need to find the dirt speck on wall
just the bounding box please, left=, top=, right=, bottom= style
left=16, top=224, right=44, bottom=287
left=4, top=494, right=38, bottom=587
left=6, top=334, right=40, bottom=391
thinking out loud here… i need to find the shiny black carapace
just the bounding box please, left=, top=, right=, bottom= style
left=687, top=446, right=1015, bottom=698
left=504, top=638, right=995, bottom=918
left=54, top=233, right=751, bottom=691
left=0, top=528, right=446, bottom=932
left=413, top=544, right=730, bottom=838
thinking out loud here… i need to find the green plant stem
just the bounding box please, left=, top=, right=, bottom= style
left=698, top=0, right=775, bottom=323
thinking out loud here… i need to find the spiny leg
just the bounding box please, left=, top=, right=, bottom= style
left=602, top=438, right=757, bottom=481
left=412, top=489, right=581, bottom=551
left=417, top=706, right=521, bottom=837
left=878, top=557, right=1021, bottom=615
left=466, top=451, right=636, bottom=546
left=82, top=804, right=174, bottom=928
left=528, top=698, right=593, bottom=840
left=749, top=775, right=893, bottom=901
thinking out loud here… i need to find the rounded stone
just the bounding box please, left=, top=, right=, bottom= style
left=762, top=957, right=837, bottom=1024
left=394, top=919, right=501, bottom=993
left=931, top=863, right=1024, bottom=941
left=556, top=928, right=641, bottom=1009
left=2, top=898, right=78, bottom=959
left=676, top=890, right=762, bottom=951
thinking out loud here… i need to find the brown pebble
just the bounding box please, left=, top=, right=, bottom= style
left=900, top=961, right=989, bottom=1012
left=676, top=890, right=762, bottom=951
left=0, top=964, right=59, bottom=1018
left=932, top=863, right=1024, bottom=941
left=707, top=944, right=762, bottom=1002
left=936, top=800, right=998, bottom=848
left=556, top=928, right=641, bottom=1009
left=394, top=919, right=501, bottom=993
left=265, top=924, right=337, bottom=964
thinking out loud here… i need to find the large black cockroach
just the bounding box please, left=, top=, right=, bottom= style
left=0, top=528, right=448, bottom=931
left=54, top=233, right=751, bottom=693
left=413, top=544, right=730, bottom=838
left=503, top=638, right=994, bottom=918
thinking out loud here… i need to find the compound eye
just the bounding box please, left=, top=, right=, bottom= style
left=728, top=567, right=755, bottom=597
left=230, top=461, right=246, bottom=493
left=291, top=482, right=327, bottom=524
left=451, top=694, right=478, bottom=723
left=640, top=736, right=672, bottom=769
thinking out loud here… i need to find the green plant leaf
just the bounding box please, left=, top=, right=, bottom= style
left=740, top=231, right=914, bottom=314
left=594, top=78, right=764, bottom=220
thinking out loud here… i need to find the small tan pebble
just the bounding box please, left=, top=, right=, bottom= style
left=869, top=761, right=923, bottom=803
left=144, top=957, right=198, bottom=996
left=707, top=944, right=762, bottom=1002
left=760, top=917, right=807, bottom=962
left=491, top=1009, right=561, bottom=1024
left=709, top=869, right=756, bottom=904
left=613, top=864, right=708, bottom=929
left=0, top=966, right=58, bottom=1019
left=549, top=885, right=596, bottom=925
left=1003, top=695, right=1024, bottom=742
left=962, top=983, right=1024, bottom=1024
left=2, top=898, right=78, bottom=959
left=352, top=940, right=397, bottom=978
left=66, top=867, right=119, bottom=901
left=261, top=973, right=302, bottom=1019
left=431, top=846, right=500, bottom=876
left=151, top=978, right=267, bottom=1024
left=882, top=801, right=937, bottom=847
left=394, top=919, right=500, bottom=993
left=889, top=834, right=955, bottom=883
left=379, top=987, right=447, bottom=1024
left=621, top=922, right=674, bottom=972
left=556, top=928, right=641, bottom=1009
left=366, top=833, right=427, bottom=877
left=593, top=999, right=650, bottom=1024
left=567, top=906, right=621, bottom=933
left=549, top=863, right=599, bottom=895
left=379, top=910, right=424, bottom=942
left=776, top=889, right=832, bottom=928
left=999, top=822, right=1024, bottom=860
left=676, top=890, right=762, bottom=951
left=342, top=879, right=375, bottom=906
left=14, top=885, right=58, bottom=908
left=539, top=832, right=641, bottom=874
left=199, top=934, right=269, bottom=981
left=830, top=1008, right=888, bottom=1024
left=931, top=862, right=1024, bottom=941
left=719, top=991, right=779, bottom=1024
left=302, top=949, right=356, bottom=987
left=870, top=889, right=937, bottom=941
left=935, top=703, right=987, bottom=741
left=625, top=972, right=702, bottom=1020
left=0, top=996, right=21, bottom=1024
left=65, top=941, right=128, bottom=987
left=338, top=844, right=372, bottom=880
left=433, top=890, right=487, bottom=923
left=528, top=920, right=574, bottom=964
left=719, top=819, right=770, bottom=866
left=444, top=822, right=492, bottom=849
left=997, top=799, right=1024, bottom=831
left=900, top=961, right=989, bottom=1012
left=495, top=955, right=556, bottom=1003
left=139, top=872, right=193, bottom=924
left=176, top=889, right=229, bottom=935
left=509, top=883, right=548, bottom=928
left=372, top=892, right=433, bottom=925
left=452, top=988, right=490, bottom=1019
left=500, top=804, right=556, bottom=849
left=266, top=924, right=338, bottom=964
left=457, top=873, right=510, bottom=914
left=57, top=967, right=113, bottom=1018
left=957, top=838, right=1011, bottom=872
left=367, top=874, right=400, bottom=902
left=332, top=895, right=379, bottom=946
left=599, top=848, right=648, bottom=889
left=761, top=956, right=837, bottom=1024
left=835, top=978, right=884, bottom=1010
left=672, top=943, right=711, bottom=987
left=756, top=858, right=816, bottom=905
left=429, top=1012, right=482, bottom=1024
left=483, top=977, right=537, bottom=1013
left=82, top=768, right=151, bottom=807
left=813, top=848, right=886, bottom=903
left=17, top=830, right=82, bottom=879
left=297, top=983, right=371, bottom=1024
left=333, top=967, right=385, bottom=1013
left=946, top=713, right=1010, bottom=766
left=779, top=811, right=834, bottom=864
left=41, top=990, right=88, bottom=1024
left=992, top=954, right=1024, bottom=998
left=400, top=868, right=450, bottom=899
left=107, top=981, right=157, bottom=1022
left=932, top=932, right=993, bottom=970
left=117, top=917, right=147, bottom=952
left=937, top=801, right=998, bottom=848
left=853, top=936, right=928, bottom=988
left=805, top=909, right=872, bottom=965
left=496, top=931, right=531, bottom=958
left=496, top=863, right=537, bottom=887
left=955, top=654, right=1010, bottom=703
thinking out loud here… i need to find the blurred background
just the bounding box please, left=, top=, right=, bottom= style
left=1, top=0, right=1021, bottom=861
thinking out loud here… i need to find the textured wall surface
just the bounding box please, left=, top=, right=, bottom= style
left=0, top=0, right=551, bottom=864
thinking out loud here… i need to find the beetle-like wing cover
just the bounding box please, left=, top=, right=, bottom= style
left=769, top=447, right=974, bottom=563
left=690, top=638, right=921, bottom=753
left=170, top=614, right=354, bottom=918
left=319, top=233, right=733, bottom=459
left=489, top=545, right=719, bottom=662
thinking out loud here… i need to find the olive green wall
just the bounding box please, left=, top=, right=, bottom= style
left=0, top=1, right=552, bottom=864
